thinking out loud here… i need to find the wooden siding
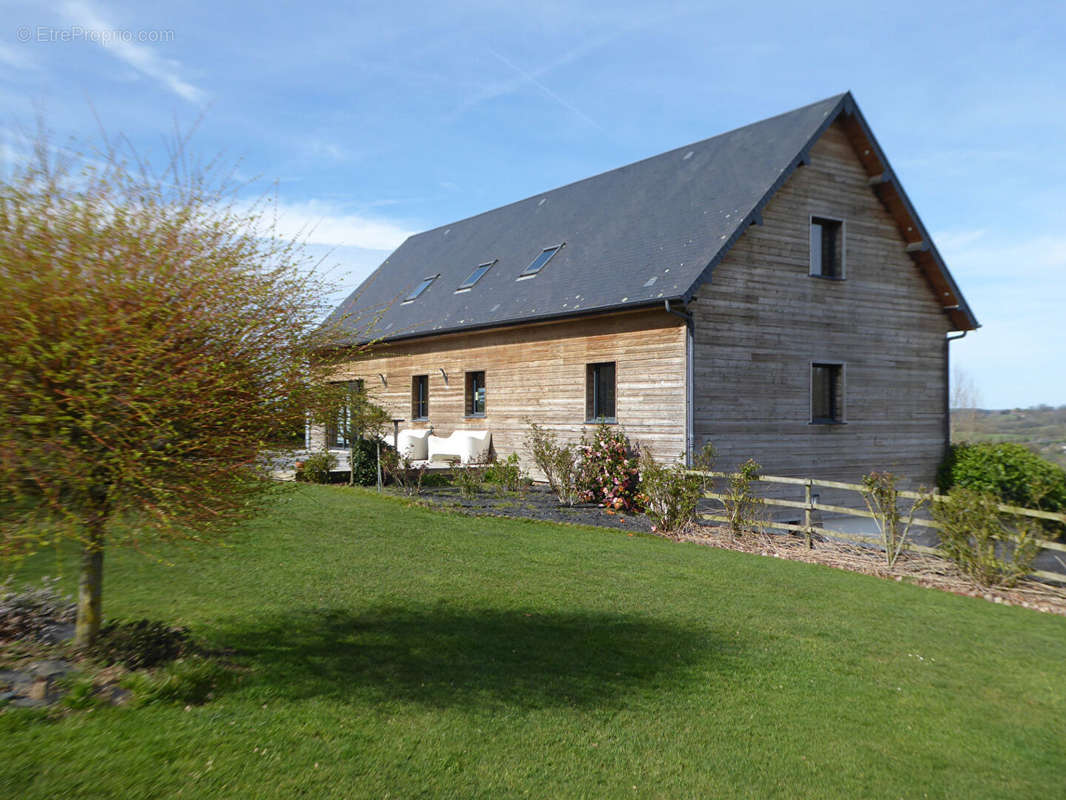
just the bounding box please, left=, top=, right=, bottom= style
left=311, top=309, right=687, bottom=475
left=691, top=120, right=953, bottom=491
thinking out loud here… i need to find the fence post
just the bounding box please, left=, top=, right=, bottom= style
left=804, top=479, right=813, bottom=549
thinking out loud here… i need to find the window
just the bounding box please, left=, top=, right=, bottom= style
left=811, top=363, right=844, bottom=424
left=411, top=375, right=429, bottom=420
left=457, top=260, right=495, bottom=290
left=586, top=362, right=616, bottom=422
left=403, top=274, right=439, bottom=302
left=326, top=379, right=365, bottom=446
left=519, top=244, right=562, bottom=277
left=810, top=217, right=844, bottom=279
left=465, top=371, right=486, bottom=417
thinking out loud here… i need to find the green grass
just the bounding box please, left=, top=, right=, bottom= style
left=3, top=485, right=1065, bottom=799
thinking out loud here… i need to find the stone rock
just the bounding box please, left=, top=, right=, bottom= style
left=28, top=678, right=49, bottom=701
left=29, top=659, right=73, bottom=679
left=0, top=670, right=33, bottom=689
left=38, top=623, right=76, bottom=645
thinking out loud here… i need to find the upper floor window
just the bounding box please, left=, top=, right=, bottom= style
left=811, top=363, right=844, bottom=424
left=586, top=362, right=616, bottom=422
left=465, top=371, right=486, bottom=417
left=519, top=244, right=562, bottom=278
left=810, top=217, right=844, bottom=279
left=412, top=375, right=429, bottom=420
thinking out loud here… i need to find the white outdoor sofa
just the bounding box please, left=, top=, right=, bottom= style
left=426, top=430, right=491, bottom=465
left=396, top=428, right=432, bottom=461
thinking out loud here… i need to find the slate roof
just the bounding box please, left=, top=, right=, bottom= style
left=327, top=92, right=977, bottom=342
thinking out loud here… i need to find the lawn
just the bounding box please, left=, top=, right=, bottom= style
left=2, top=484, right=1064, bottom=799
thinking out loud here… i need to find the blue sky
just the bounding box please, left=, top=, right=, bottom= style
left=2, top=0, right=1064, bottom=409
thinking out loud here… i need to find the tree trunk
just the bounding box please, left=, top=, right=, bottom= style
left=74, top=519, right=105, bottom=648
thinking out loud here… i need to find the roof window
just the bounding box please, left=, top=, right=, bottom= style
left=457, top=260, right=496, bottom=291
left=403, top=274, right=439, bottom=302
left=519, top=244, right=563, bottom=278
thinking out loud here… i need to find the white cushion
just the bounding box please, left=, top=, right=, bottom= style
left=426, top=430, right=492, bottom=464
left=397, top=428, right=431, bottom=460
left=427, top=433, right=461, bottom=462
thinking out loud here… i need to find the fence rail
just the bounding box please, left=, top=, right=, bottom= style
left=694, top=471, right=1066, bottom=583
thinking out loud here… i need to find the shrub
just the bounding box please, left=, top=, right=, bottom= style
left=640, top=444, right=716, bottom=534
left=938, top=442, right=1066, bottom=514
left=723, top=459, right=764, bottom=535
left=348, top=437, right=383, bottom=487
left=524, top=422, right=582, bottom=506
left=381, top=449, right=428, bottom=496
left=295, top=451, right=336, bottom=484
left=0, top=576, right=76, bottom=643
left=484, top=453, right=524, bottom=493
left=934, top=486, right=1044, bottom=588
left=90, top=619, right=193, bottom=669
left=861, top=471, right=931, bottom=567
left=452, top=463, right=487, bottom=498
left=577, top=424, right=643, bottom=512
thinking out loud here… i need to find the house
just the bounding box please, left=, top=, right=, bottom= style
left=312, top=92, right=978, bottom=488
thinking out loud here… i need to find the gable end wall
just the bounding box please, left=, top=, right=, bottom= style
left=691, top=120, right=952, bottom=488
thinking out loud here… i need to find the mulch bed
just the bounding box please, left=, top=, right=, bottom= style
left=408, top=484, right=656, bottom=533
left=400, top=485, right=1066, bottom=617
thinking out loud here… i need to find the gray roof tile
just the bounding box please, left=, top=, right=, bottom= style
left=327, top=92, right=976, bottom=341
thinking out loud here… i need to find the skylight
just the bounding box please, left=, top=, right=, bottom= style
left=520, top=244, right=562, bottom=277
left=458, top=260, right=496, bottom=290
left=404, top=274, right=438, bottom=302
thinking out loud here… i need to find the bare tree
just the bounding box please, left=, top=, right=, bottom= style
left=950, top=365, right=984, bottom=443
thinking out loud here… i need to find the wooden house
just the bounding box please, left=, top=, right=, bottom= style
left=313, top=92, right=978, bottom=487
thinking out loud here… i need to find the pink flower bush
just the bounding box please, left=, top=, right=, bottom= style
left=577, top=424, right=644, bottom=513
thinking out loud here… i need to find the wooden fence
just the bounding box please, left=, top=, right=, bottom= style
left=696, top=471, right=1066, bottom=584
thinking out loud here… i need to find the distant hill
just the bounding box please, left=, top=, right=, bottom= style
left=951, top=405, right=1066, bottom=468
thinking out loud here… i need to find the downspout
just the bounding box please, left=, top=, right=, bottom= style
left=944, top=329, right=968, bottom=450
left=664, top=299, right=695, bottom=465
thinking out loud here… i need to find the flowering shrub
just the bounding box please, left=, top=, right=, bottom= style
left=577, top=424, right=644, bottom=512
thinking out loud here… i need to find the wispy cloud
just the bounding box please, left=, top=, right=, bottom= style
left=0, top=42, right=36, bottom=72
left=61, top=0, right=205, bottom=104
left=446, top=31, right=619, bottom=125
left=483, top=47, right=603, bottom=131
left=936, top=227, right=1066, bottom=406
left=255, top=199, right=415, bottom=251
left=936, top=228, right=1066, bottom=282
left=0, top=141, right=22, bottom=166
left=933, top=228, right=987, bottom=253
left=302, top=137, right=352, bottom=163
